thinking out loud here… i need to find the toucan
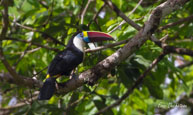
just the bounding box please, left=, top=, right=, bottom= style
left=38, top=31, right=114, bottom=100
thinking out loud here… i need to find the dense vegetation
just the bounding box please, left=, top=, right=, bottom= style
left=0, top=0, right=193, bottom=114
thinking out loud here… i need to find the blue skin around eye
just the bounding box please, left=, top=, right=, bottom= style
left=77, top=33, right=90, bottom=43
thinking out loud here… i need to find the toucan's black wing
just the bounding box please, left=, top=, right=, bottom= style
left=48, top=48, right=84, bottom=76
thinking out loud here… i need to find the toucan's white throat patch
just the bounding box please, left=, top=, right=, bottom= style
left=73, top=36, right=85, bottom=52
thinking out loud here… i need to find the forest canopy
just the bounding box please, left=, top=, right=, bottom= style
left=0, top=0, right=193, bottom=114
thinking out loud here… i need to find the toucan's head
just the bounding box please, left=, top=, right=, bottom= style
left=71, top=31, right=114, bottom=52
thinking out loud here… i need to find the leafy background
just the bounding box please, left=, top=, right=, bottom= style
left=0, top=0, right=193, bottom=114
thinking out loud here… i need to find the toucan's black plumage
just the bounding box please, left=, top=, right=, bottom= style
left=38, top=31, right=114, bottom=100
left=47, top=33, right=84, bottom=76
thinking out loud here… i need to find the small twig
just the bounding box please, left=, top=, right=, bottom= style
left=170, top=39, right=193, bottom=43
left=65, top=94, right=87, bottom=111
left=159, top=14, right=193, bottom=31
left=4, top=37, right=60, bottom=52
left=88, top=3, right=106, bottom=27
left=151, top=35, right=193, bottom=57
left=12, top=47, right=41, bottom=55
left=85, top=39, right=130, bottom=53
left=178, top=61, right=193, bottom=69
left=103, top=0, right=141, bottom=31
left=0, top=95, right=38, bottom=111
left=95, top=52, right=166, bottom=115
left=81, top=0, right=92, bottom=24
left=13, top=44, right=32, bottom=67
left=42, top=0, right=54, bottom=26
left=37, top=0, right=48, bottom=9
left=108, top=0, right=143, bottom=34
left=15, top=23, right=64, bottom=46
left=94, top=20, right=102, bottom=31
left=31, top=66, right=48, bottom=78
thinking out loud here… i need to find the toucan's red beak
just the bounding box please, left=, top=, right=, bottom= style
left=83, top=31, right=114, bottom=43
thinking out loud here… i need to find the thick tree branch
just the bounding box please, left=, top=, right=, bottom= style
left=57, top=0, right=189, bottom=95
left=0, top=73, right=42, bottom=88
left=95, top=52, right=166, bottom=115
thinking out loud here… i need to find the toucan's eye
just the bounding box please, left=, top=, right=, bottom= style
left=79, top=33, right=83, bottom=38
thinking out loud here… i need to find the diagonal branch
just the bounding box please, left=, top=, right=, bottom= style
left=88, top=3, right=106, bottom=27
left=80, top=0, right=92, bottom=24
left=108, top=0, right=143, bottom=34
left=159, top=14, right=193, bottom=31
left=151, top=35, right=193, bottom=57
left=178, top=61, right=193, bottom=69
left=57, top=0, right=189, bottom=95
left=103, top=0, right=141, bottom=31
left=15, top=23, right=64, bottom=46
left=4, top=37, right=60, bottom=52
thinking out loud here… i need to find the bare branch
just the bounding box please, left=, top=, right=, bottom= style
left=15, top=23, right=65, bottom=46
left=151, top=35, right=193, bottom=57
left=4, top=37, right=60, bottom=52
left=159, top=14, right=193, bottom=31
left=95, top=52, right=166, bottom=115
left=41, top=0, right=54, bottom=26
left=13, top=44, right=32, bottom=67
left=80, top=0, right=92, bottom=24
left=13, top=47, right=41, bottom=55
left=37, top=0, right=48, bottom=9
left=178, top=61, right=193, bottom=69
left=0, top=94, right=38, bottom=111
left=88, top=3, right=106, bottom=27
left=103, top=0, right=141, bottom=31
left=0, top=72, right=42, bottom=88
left=108, top=0, right=143, bottom=34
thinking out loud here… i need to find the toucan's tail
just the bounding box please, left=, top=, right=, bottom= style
left=38, top=77, right=56, bottom=100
